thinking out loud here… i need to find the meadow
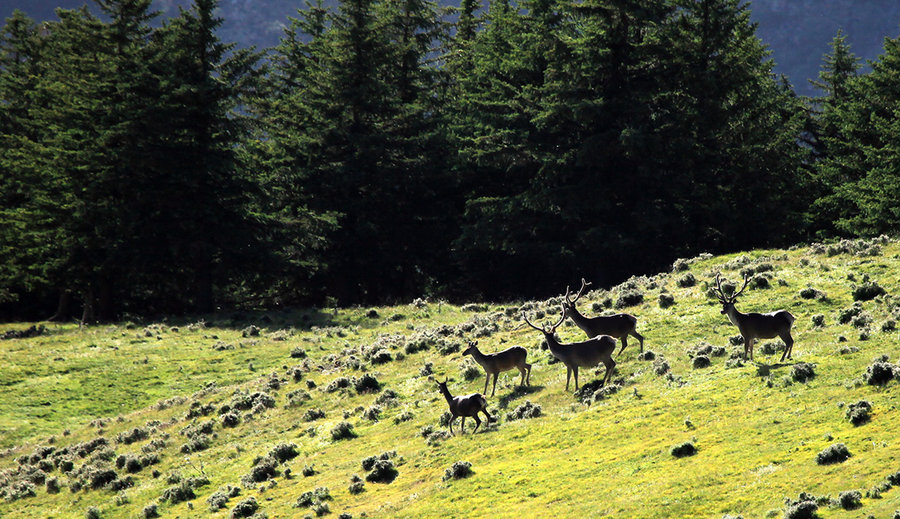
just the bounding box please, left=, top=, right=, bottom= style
left=1, top=238, right=899, bottom=518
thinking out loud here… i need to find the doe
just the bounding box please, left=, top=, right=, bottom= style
left=462, top=340, right=531, bottom=397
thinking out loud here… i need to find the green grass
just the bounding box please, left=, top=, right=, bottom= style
left=2, top=239, right=900, bottom=518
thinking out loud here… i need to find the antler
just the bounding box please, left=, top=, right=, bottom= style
left=566, top=278, right=592, bottom=304
left=732, top=275, right=750, bottom=300
left=522, top=308, right=565, bottom=334
left=714, top=273, right=750, bottom=303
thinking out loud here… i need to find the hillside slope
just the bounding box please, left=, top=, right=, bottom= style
left=2, top=238, right=900, bottom=518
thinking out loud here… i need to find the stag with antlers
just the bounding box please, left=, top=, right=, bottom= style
left=523, top=307, right=617, bottom=392
left=562, top=278, right=645, bottom=357
left=714, top=273, right=796, bottom=361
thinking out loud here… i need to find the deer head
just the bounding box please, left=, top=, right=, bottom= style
left=562, top=278, right=592, bottom=317
left=462, top=340, right=478, bottom=357
left=714, top=273, right=749, bottom=314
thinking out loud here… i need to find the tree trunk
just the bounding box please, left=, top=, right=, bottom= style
left=48, top=290, right=72, bottom=321
left=81, top=287, right=95, bottom=324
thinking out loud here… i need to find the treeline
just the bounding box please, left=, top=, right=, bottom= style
left=0, top=0, right=897, bottom=320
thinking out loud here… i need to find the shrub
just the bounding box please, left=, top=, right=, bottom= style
left=354, top=373, right=380, bottom=393
left=615, top=290, right=643, bottom=309
left=846, top=401, right=872, bottom=426
left=658, top=293, right=675, bottom=309
left=838, top=303, right=863, bottom=324
left=222, top=412, right=240, bottom=428
left=290, top=347, right=306, bottom=359
left=863, top=361, right=895, bottom=385
left=303, top=409, right=326, bottom=421
left=363, top=405, right=382, bottom=421
left=161, top=481, right=195, bottom=504
left=791, top=363, right=815, bottom=383
left=676, top=273, right=696, bottom=288
left=653, top=357, right=670, bottom=376
left=816, top=443, right=851, bottom=465
left=325, top=377, right=352, bottom=393
left=443, top=461, right=473, bottom=481
left=783, top=500, right=818, bottom=519
left=799, top=287, right=824, bottom=300
left=241, top=325, right=260, bottom=338
left=242, top=456, right=279, bottom=484
left=375, top=389, right=400, bottom=407
left=637, top=350, right=656, bottom=361
left=461, top=362, right=482, bottom=381
left=85, top=507, right=101, bottom=519
left=853, top=280, right=886, bottom=301
left=348, top=477, right=365, bottom=494
left=230, top=497, right=259, bottom=518
left=506, top=401, right=542, bottom=421
left=367, top=349, right=392, bottom=364
left=46, top=476, right=60, bottom=494
left=208, top=490, right=230, bottom=511
left=838, top=490, right=862, bottom=510
left=116, top=427, right=150, bottom=445
left=295, top=487, right=331, bottom=508
left=269, top=443, right=299, bottom=463
left=692, top=355, right=711, bottom=369
left=883, top=319, right=897, bottom=332
left=180, top=434, right=212, bottom=454
left=142, top=504, right=159, bottom=518
left=394, top=410, right=414, bottom=424
left=851, top=312, right=872, bottom=329
left=811, top=314, right=825, bottom=327
left=670, top=442, right=697, bottom=458
left=749, top=275, right=770, bottom=289
left=365, top=459, right=398, bottom=483
left=331, top=421, right=356, bottom=441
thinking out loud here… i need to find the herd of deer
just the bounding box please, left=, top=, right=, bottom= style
left=437, top=274, right=797, bottom=434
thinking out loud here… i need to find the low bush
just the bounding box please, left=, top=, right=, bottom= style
left=365, top=459, right=398, bottom=483
left=658, top=293, right=675, bottom=309
left=670, top=442, right=697, bottom=458
left=853, top=280, right=886, bottom=301
left=325, top=377, right=352, bottom=393
left=269, top=443, right=299, bottom=463
left=290, top=347, right=306, bottom=359
left=783, top=500, right=818, bottom=519
left=506, top=401, right=542, bottom=421
left=222, top=412, right=240, bottom=428
left=653, top=356, right=670, bottom=376
left=846, top=401, right=872, bottom=426
left=331, top=421, right=356, bottom=441
left=791, top=363, right=815, bottom=383
left=230, top=497, right=259, bottom=518
left=863, top=361, right=896, bottom=385
left=142, top=504, right=159, bottom=518
left=815, top=443, right=851, bottom=465
left=363, top=405, right=382, bottom=421
left=637, top=350, right=656, bottom=361
left=615, top=290, right=644, bottom=309
left=692, top=355, right=711, bottom=369
left=799, top=287, right=824, bottom=300
left=85, top=507, right=101, bottom=519
left=443, top=461, right=473, bottom=481
left=460, top=362, right=482, bottom=381
left=838, top=490, right=861, bottom=510
left=354, top=373, right=380, bottom=393
left=676, top=273, right=696, bottom=288
left=838, top=303, right=863, bottom=324
left=303, top=409, right=326, bottom=421
left=811, top=314, right=825, bottom=327
left=295, top=487, right=331, bottom=508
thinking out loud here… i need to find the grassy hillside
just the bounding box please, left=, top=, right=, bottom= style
left=2, top=238, right=900, bottom=519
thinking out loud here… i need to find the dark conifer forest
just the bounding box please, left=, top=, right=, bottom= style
left=2, top=0, right=899, bottom=319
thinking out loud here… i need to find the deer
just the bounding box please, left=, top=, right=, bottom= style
left=523, top=307, right=617, bottom=392
left=436, top=378, right=493, bottom=435
left=562, top=278, right=644, bottom=357
left=714, top=273, right=796, bottom=362
left=462, top=340, right=531, bottom=397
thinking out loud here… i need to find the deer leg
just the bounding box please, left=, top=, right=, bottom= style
left=631, top=331, right=645, bottom=353
left=481, top=407, right=493, bottom=423
left=460, top=416, right=465, bottom=434
left=573, top=366, right=580, bottom=391
left=780, top=333, right=794, bottom=362
left=448, top=416, right=455, bottom=436
left=747, top=338, right=754, bottom=361
left=565, top=367, right=572, bottom=392
left=603, top=358, right=616, bottom=386
left=483, top=373, right=490, bottom=396
left=491, top=373, right=498, bottom=397
left=525, top=363, right=532, bottom=386
left=518, top=366, right=527, bottom=387
left=617, top=336, right=628, bottom=357
left=472, top=414, right=482, bottom=433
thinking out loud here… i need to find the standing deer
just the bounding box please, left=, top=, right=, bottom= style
left=714, top=273, right=796, bottom=361
left=436, top=379, right=492, bottom=435
left=523, top=307, right=617, bottom=392
left=462, top=340, right=531, bottom=397
left=562, top=278, right=645, bottom=356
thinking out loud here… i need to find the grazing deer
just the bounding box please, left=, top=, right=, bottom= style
left=714, top=273, right=796, bottom=362
left=523, top=307, right=617, bottom=392
left=562, top=278, right=644, bottom=357
left=462, top=340, right=531, bottom=397
left=436, top=379, right=492, bottom=435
